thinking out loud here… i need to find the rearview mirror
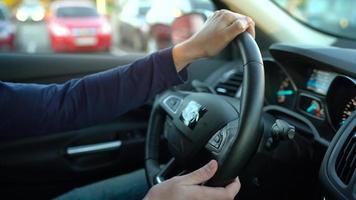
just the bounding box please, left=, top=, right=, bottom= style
left=171, top=13, right=206, bottom=45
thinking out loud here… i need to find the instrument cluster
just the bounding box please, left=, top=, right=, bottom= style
left=264, top=60, right=356, bottom=132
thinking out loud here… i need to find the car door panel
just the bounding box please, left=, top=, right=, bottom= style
left=0, top=118, right=149, bottom=198
left=0, top=53, right=146, bottom=82
left=0, top=53, right=150, bottom=198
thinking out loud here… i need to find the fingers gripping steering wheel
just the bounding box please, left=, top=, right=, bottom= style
left=145, top=32, right=265, bottom=187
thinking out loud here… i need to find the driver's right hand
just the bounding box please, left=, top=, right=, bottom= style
left=143, top=160, right=241, bottom=200
left=172, top=10, right=255, bottom=72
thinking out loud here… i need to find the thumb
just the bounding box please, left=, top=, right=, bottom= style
left=180, top=160, right=218, bottom=185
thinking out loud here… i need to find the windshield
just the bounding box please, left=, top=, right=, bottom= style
left=0, top=0, right=214, bottom=54
left=56, top=6, right=99, bottom=18
left=272, top=0, right=356, bottom=40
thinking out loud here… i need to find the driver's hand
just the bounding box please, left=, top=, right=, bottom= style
left=173, top=10, right=255, bottom=72
left=143, top=160, right=241, bottom=200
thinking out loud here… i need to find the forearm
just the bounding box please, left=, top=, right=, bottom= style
left=0, top=48, right=186, bottom=136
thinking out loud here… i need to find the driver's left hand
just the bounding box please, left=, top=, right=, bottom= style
left=143, top=160, right=241, bottom=200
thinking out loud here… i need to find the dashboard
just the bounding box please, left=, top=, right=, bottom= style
left=204, top=44, right=356, bottom=144
left=189, top=43, right=356, bottom=200
left=264, top=59, right=355, bottom=134
left=266, top=44, right=356, bottom=141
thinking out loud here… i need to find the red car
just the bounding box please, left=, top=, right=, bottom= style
left=47, top=1, right=111, bottom=53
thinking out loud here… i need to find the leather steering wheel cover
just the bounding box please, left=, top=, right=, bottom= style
left=208, top=33, right=265, bottom=186
left=145, top=101, right=165, bottom=186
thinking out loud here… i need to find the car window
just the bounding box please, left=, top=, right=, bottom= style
left=272, top=0, right=356, bottom=40
left=56, top=6, right=98, bottom=18
left=0, top=0, right=215, bottom=55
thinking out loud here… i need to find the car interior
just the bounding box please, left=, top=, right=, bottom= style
left=0, top=0, right=355, bottom=199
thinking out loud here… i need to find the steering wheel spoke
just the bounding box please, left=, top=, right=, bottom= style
left=205, top=119, right=240, bottom=163
left=157, top=90, right=186, bottom=119
left=154, top=158, right=184, bottom=184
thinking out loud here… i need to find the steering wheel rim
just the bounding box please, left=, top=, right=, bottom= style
left=145, top=32, right=265, bottom=187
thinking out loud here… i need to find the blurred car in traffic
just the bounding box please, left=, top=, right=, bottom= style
left=0, top=3, right=15, bottom=51
left=117, top=0, right=151, bottom=52
left=171, top=13, right=206, bottom=45
left=47, top=1, right=112, bottom=53
left=145, top=0, right=214, bottom=52
left=16, top=0, right=45, bottom=22
left=117, top=0, right=214, bottom=53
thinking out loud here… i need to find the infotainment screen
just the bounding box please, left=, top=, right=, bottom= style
left=307, top=69, right=337, bottom=95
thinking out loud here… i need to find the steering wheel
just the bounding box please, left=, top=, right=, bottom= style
left=145, top=32, right=265, bottom=187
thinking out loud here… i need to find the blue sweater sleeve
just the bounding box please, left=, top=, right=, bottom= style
left=0, top=48, right=187, bottom=136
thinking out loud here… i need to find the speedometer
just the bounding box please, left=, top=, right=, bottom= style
left=325, top=76, right=355, bottom=130
left=341, top=97, right=356, bottom=125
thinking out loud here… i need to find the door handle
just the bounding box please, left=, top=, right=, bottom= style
left=66, top=140, right=122, bottom=156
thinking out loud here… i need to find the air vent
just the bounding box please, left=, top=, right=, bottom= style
left=335, top=129, right=356, bottom=185
left=215, top=70, right=243, bottom=97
